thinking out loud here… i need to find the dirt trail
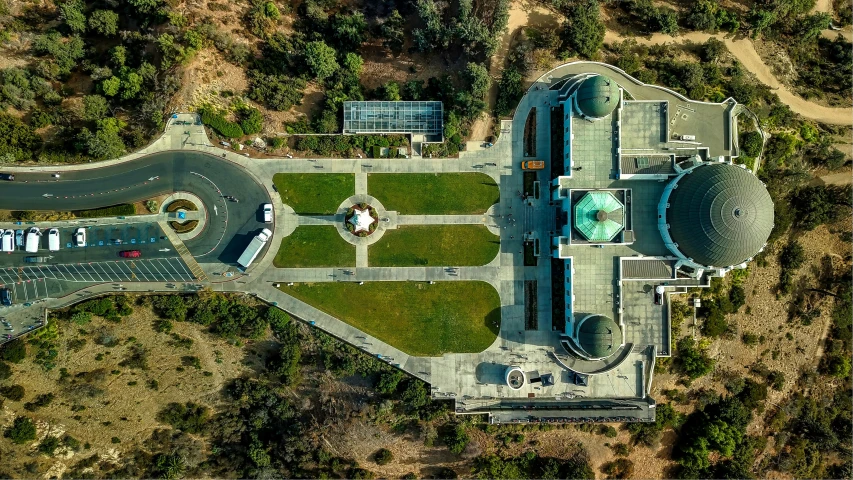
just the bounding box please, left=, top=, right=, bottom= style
left=469, top=0, right=556, bottom=141
left=604, top=31, right=853, bottom=125
left=812, top=0, right=853, bottom=40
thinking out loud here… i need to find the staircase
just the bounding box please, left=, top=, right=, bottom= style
left=158, top=221, right=208, bottom=282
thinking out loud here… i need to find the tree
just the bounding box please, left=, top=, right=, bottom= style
left=81, top=118, right=126, bottom=159
left=60, top=0, right=87, bottom=34
left=656, top=8, right=679, bottom=35
left=157, top=402, right=210, bottom=434
left=128, top=0, right=161, bottom=14
left=464, top=62, right=490, bottom=100
left=83, top=94, right=110, bottom=121
left=740, top=130, right=762, bottom=157
left=374, top=448, right=393, bottom=465
left=0, top=112, right=41, bottom=161
left=675, top=336, right=714, bottom=379
left=342, top=52, right=363, bottom=76
left=101, top=76, right=121, bottom=97
left=797, top=13, right=832, bottom=43
left=110, top=45, right=126, bottom=67
left=443, top=425, right=469, bottom=454
left=381, top=10, right=406, bottom=54
left=153, top=295, right=188, bottom=321
left=238, top=105, right=263, bottom=135
left=88, top=9, right=119, bottom=36
left=330, top=12, right=367, bottom=51
left=32, top=32, right=86, bottom=78
left=120, top=71, right=143, bottom=100
left=562, top=0, right=605, bottom=59
left=375, top=370, right=404, bottom=395
left=4, top=416, right=36, bottom=444
left=304, top=41, right=339, bottom=80
left=495, top=67, right=523, bottom=116
left=378, top=81, right=401, bottom=101
left=0, top=361, right=11, bottom=381
left=0, top=384, right=24, bottom=400
left=247, top=72, right=305, bottom=111
left=686, top=0, right=719, bottom=31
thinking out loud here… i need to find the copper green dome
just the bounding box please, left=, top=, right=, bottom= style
left=577, top=315, right=621, bottom=359
left=574, top=191, right=625, bottom=242
left=576, top=75, right=619, bottom=118
left=666, top=163, right=774, bottom=268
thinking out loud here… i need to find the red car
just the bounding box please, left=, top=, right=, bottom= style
left=119, top=250, right=142, bottom=258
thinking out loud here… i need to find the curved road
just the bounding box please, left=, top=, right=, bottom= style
left=0, top=151, right=271, bottom=264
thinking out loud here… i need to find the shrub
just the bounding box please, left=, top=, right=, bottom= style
left=24, top=393, right=54, bottom=411
left=0, top=361, right=10, bottom=380
left=238, top=105, right=263, bottom=135
left=495, top=67, right=523, bottom=117
left=157, top=402, right=210, bottom=434
left=0, top=339, right=26, bottom=363
left=74, top=204, right=135, bottom=218
left=443, top=425, right=469, bottom=455
left=0, top=384, right=25, bottom=401
left=374, top=448, right=393, bottom=465
left=5, top=416, right=36, bottom=444
left=199, top=106, right=244, bottom=138
left=602, top=458, right=634, bottom=479
left=38, top=435, right=61, bottom=456
left=675, top=336, right=714, bottom=380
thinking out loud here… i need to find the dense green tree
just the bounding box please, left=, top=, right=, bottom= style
left=464, top=62, right=490, bottom=100
left=686, top=0, right=720, bottom=31
left=374, top=448, right=393, bottom=465
left=656, top=8, right=679, bottom=35
left=4, top=416, right=36, bottom=444
left=443, top=424, right=469, bottom=454
left=342, top=52, right=363, bottom=76
left=330, top=12, right=367, bottom=50
left=495, top=67, right=523, bottom=116
left=378, top=81, right=401, bottom=101
left=412, top=0, right=449, bottom=53
left=157, top=402, right=210, bottom=434
left=375, top=370, right=404, bottom=395
left=303, top=41, right=339, bottom=80
left=120, top=71, right=143, bottom=100
left=797, top=13, right=832, bottom=43
left=111, top=45, right=127, bottom=67
left=0, top=384, right=24, bottom=400
left=101, top=76, right=121, bottom=97
left=153, top=295, right=188, bottom=321
left=32, top=32, right=86, bottom=78
left=740, top=130, right=762, bottom=157
left=0, top=113, right=41, bottom=161
left=238, top=105, right=263, bottom=135
left=0, top=361, right=11, bottom=381
left=88, top=9, right=119, bottom=36
left=82, top=94, right=110, bottom=121
left=561, top=0, right=605, bottom=58
left=380, top=10, right=406, bottom=54
left=128, top=0, right=161, bottom=14
left=675, top=336, right=714, bottom=379
left=60, top=0, right=87, bottom=34
left=247, top=71, right=305, bottom=111
left=80, top=117, right=126, bottom=159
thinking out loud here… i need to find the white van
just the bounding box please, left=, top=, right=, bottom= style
left=1, top=230, right=13, bottom=252
left=679, top=134, right=696, bottom=141
left=47, top=228, right=60, bottom=252
left=25, top=227, right=41, bottom=253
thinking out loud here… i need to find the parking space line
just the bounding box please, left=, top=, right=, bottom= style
left=171, top=257, right=194, bottom=279
left=153, top=259, right=178, bottom=282
left=92, top=263, right=113, bottom=282
left=104, top=262, right=124, bottom=281
left=87, top=264, right=106, bottom=283
left=31, top=278, right=39, bottom=299
left=138, top=261, right=159, bottom=282
left=161, top=258, right=186, bottom=281
left=19, top=268, right=33, bottom=282
left=142, top=261, right=162, bottom=282
left=35, top=266, right=55, bottom=280
left=71, top=264, right=94, bottom=283
left=60, top=265, right=75, bottom=281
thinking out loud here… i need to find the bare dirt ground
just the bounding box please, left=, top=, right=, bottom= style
left=0, top=301, right=256, bottom=476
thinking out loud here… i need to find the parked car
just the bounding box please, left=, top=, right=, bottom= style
left=262, top=203, right=273, bottom=223
left=1, top=230, right=13, bottom=252
left=74, top=227, right=86, bottom=247
left=0, top=173, right=14, bottom=181
left=47, top=228, right=60, bottom=252
left=119, top=250, right=142, bottom=258
left=0, top=288, right=11, bottom=306
left=14, top=229, right=23, bottom=247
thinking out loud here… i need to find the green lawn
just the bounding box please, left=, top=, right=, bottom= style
left=283, top=281, right=501, bottom=356
left=273, top=173, right=354, bottom=214
left=368, top=173, right=499, bottom=214
left=370, top=225, right=500, bottom=266
left=273, top=226, right=355, bottom=268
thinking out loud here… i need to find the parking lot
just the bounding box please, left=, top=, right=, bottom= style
left=0, top=222, right=176, bottom=264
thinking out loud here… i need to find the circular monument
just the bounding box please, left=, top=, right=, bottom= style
left=505, top=366, right=526, bottom=391
left=345, top=204, right=378, bottom=237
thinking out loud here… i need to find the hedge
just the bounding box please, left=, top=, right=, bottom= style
left=199, top=107, right=244, bottom=138
left=169, top=220, right=199, bottom=233
left=74, top=204, right=136, bottom=218
left=166, top=199, right=199, bottom=212
left=292, top=134, right=408, bottom=157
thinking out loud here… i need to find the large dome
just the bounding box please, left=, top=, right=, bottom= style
left=576, top=75, right=619, bottom=118
left=577, top=315, right=621, bottom=359
left=666, top=163, right=774, bottom=268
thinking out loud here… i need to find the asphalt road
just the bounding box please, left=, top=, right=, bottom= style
left=0, top=151, right=271, bottom=265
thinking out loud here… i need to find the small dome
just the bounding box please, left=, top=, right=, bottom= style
left=577, top=315, right=620, bottom=359
left=576, top=75, right=620, bottom=118
left=666, top=163, right=774, bottom=268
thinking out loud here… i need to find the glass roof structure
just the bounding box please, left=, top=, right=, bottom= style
left=343, top=101, right=444, bottom=137
left=574, top=191, right=625, bottom=242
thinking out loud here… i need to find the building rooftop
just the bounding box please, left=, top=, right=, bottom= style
left=577, top=315, right=621, bottom=359
left=574, top=191, right=625, bottom=242
left=666, top=163, right=774, bottom=268
left=576, top=75, right=620, bottom=119
left=342, top=101, right=443, bottom=140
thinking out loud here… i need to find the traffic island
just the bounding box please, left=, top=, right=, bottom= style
left=161, top=193, right=207, bottom=241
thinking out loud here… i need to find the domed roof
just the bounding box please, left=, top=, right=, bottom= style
left=576, top=75, right=619, bottom=118
left=666, top=163, right=774, bottom=268
left=577, top=315, right=620, bottom=359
